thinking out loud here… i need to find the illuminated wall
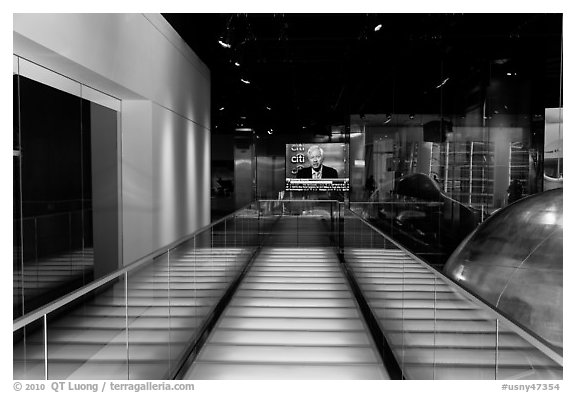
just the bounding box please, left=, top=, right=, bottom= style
left=14, top=14, right=211, bottom=265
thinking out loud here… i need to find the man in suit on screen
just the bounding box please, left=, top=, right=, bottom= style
left=296, top=145, right=338, bottom=179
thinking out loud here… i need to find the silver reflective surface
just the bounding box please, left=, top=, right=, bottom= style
left=444, top=189, right=562, bottom=350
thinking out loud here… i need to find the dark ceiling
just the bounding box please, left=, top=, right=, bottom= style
left=163, top=13, right=562, bottom=136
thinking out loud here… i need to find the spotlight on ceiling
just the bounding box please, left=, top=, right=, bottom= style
left=435, top=77, right=450, bottom=89
left=219, top=107, right=225, bottom=111
left=218, top=39, right=231, bottom=49
left=267, top=129, right=274, bottom=135
left=266, top=106, right=272, bottom=110
left=240, top=78, right=251, bottom=84
left=374, top=24, right=382, bottom=32
left=234, top=61, right=240, bottom=67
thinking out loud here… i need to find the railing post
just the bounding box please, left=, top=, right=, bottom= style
left=338, top=202, right=344, bottom=254
left=495, top=318, right=500, bottom=380
left=43, top=314, right=48, bottom=380
left=257, top=201, right=261, bottom=245
left=124, top=271, right=129, bottom=380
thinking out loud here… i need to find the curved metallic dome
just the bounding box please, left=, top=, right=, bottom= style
left=443, top=189, right=563, bottom=350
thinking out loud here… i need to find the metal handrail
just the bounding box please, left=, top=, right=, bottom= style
left=14, top=208, right=92, bottom=222
left=13, top=202, right=255, bottom=331
left=345, top=205, right=563, bottom=367
left=257, top=199, right=340, bottom=202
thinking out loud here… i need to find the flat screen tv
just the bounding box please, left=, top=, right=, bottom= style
left=285, top=143, right=349, bottom=191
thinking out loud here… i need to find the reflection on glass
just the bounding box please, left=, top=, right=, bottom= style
left=497, top=322, right=562, bottom=380
left=13, top=319, right=46, bottom=380
left=342, top=210, right=561, bottom=379
left=16, top=75, right=94, bottom=316
left=166, top=239, right=199, bottom=375
left=45, top=278, right=128, bottom=379
left=127, top=254, right=170, bottom=379
left=14, top=68, right=119, bottom=320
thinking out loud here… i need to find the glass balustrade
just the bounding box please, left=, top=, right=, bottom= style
left=13, top=204, right=260, bottom=380
left=13, top=200, right=561, bottom=380
left=342, top=207, right=561, bottom=379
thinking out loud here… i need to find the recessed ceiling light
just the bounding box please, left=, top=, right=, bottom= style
left=374, top=24, right=382, bottom=32
left=241, top=78, right=251, bottom=84
left=234, top=61, right=240, bottom=67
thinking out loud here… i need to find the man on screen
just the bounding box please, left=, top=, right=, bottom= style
left=296, top=145, right=338, bottom=179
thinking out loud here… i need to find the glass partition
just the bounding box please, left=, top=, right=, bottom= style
left=13, top=56, right=120, bottom=319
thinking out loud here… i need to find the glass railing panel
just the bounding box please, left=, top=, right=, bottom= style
left=496, top=321, right=562, bottom=380
left=430, top=276, right=498, bottom=380
left=14, top=318, right=46, bottom=379
left=18, top=211, right=95, bottom=316
left=209, top=220, right=229, bottom=297
left=218, top=217, right=232, bottom=292
left=349, top=201, right=448, bottom=266
left=46, top=277, right=128, bottom=379
left=262, top=199, right=285, bottom=242
left=127, top=253, right=170, bottom=379
left=396, top=252, right=438, bottom=379
left=224, top=214, right=250, bottom=278
left=342, top=212, right=408, bottom=373
left=256, top=199, right=338, bottom=248
left=14, top=203, right=267, bottom=380
left=21, top=217, right=40, bottom=314
left=193, top=226, right=222, bottom=326
left=232, top=205, right=249, bottom=249
left=343, top=210, right=509, bottom=379
left=242, top=203, right=261, bottom=248
left=165, top=238, right=200, bottom=377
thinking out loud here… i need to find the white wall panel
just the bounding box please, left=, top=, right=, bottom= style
left=14, top=13, right=210, bottom=128
left=122, top=102, right=210, bottom=263
left=121, top=101, right=155, bottom=263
